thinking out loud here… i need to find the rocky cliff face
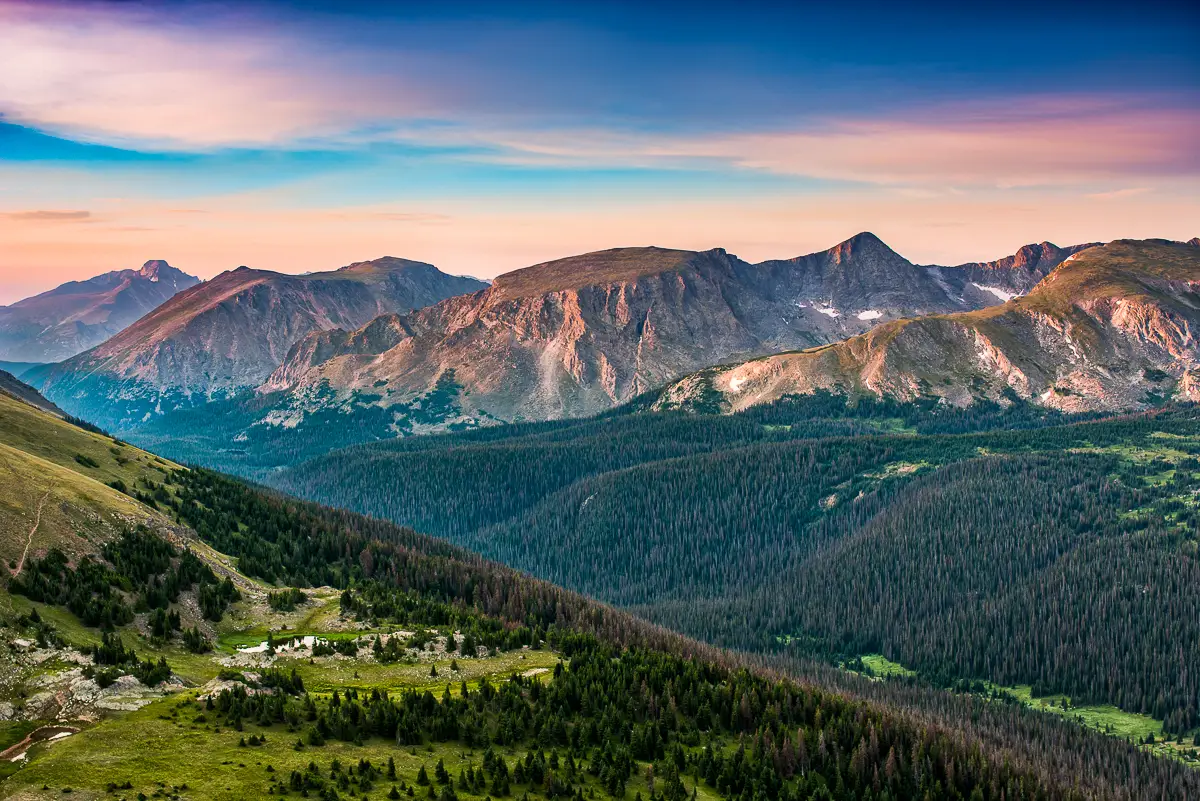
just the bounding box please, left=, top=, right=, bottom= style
left=36, top=258, right=487, bottom=430
left=923, top=241, right=1099, bottom=305
left=257, top=233, right=1054, bottom=429
left=0, top=260, right=200, bottom=362
left=656, top=239, right=1200, bottom=414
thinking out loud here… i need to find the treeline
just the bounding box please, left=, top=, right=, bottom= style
left=10, top=526, right=239, bottom=629
left=272, top=401, right=1200, bottom=733
left=664, top=451, right=1200, bottom=732
left=205, top=627, right=1101, bottom=801
left=139, top=457, right=1199, bottom=799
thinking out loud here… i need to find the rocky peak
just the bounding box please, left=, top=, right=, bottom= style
left=137, top=260, right=171, bottom=281
left=827, top=231, right=896, bottom=262
left=0, top=260, right=202, bottom=362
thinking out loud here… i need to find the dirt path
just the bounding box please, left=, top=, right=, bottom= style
left=12, top=491, right=49, bottom=577
left=0, top=725, right=78, bottom=762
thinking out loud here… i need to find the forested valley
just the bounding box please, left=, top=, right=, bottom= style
left=12, top=440, right=1200, bottom=800
left=274, top=397, right=1200, bottom=740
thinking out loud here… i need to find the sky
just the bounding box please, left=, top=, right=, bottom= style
left=0, top=0, right=1198, bottom=304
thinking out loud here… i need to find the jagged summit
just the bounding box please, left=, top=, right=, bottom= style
left=825, top=231, right=895, bottom=258
left=659, top=238, right=1200, bottom=416
left=0, top=260, right=201, bottom=362
left=37, top=257, right=488, bottom=430
left=137, top=259, right=171, bottom=280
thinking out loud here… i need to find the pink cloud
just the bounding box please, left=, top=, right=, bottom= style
left=467, top=99, right=1200, bottom=188
left=0, top=3, right=433, bottom=148
left=1086, top=187, right=1153, bottom=200
left=1, top=210, right=91, bottom=222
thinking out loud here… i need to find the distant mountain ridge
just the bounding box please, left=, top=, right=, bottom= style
left=35, top=257, right=487, bottom=430
left=36, top=234, right=1106, bottom=461
left=657, top=239, right=1200, bottom=414
left=256, top=233, right=1084, bottom=430
left=0, top=260, right=200, bottom=362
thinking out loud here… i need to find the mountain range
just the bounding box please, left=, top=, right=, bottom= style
left=260, top=233, right=1094, bottom=426
left=32, top=258, right=487, bottom=430
left=657, top=239, right=1200, bottom=414
left=16, top=234, right=1198, bottom=474
left=31, top=233, right=1090, bottom=445
left=0, top=260, right=199, bottom=363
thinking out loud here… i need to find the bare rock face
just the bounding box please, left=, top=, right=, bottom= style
left=0, top=260, right=200, bottom=362
left=258, top=233, right=1054, bottom=428
left=658, top=239, right=1200, bottom=415
left=36, top=258, right=487, bottom=430
left=926, top=241, right=1100, bottom=305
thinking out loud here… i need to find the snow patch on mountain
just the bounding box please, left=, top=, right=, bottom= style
left=972, top=283, right=1019, bottom=303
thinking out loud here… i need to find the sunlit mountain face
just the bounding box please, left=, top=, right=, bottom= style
left=0, top=0, right=1197, bottom=305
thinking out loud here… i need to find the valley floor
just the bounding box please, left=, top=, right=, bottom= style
left=844, top=654, right=1200, bottom=767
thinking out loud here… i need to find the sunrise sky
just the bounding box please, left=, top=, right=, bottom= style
left=1, top=0, right=1197, bottom=304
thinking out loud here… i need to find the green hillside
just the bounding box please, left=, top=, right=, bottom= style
left=0, top=390, right=178, bottom=489
left=0, top=391, right=181, bottom=569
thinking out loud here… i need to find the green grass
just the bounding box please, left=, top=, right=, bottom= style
left=0, top=443, right=173, bottom=568
left=281, top=648, right=561, bottom=695
left=0, top=392, right=178, bottom=489
left=1004, top=685, right=1163, bottom=740
left=841, top=652, right=1200, bottom=766
left=1, top=662, right=723, bottom=801
left=0, top=392, right=184, bottom=567
left=998, top=686, right=1198, bottom=761
left=864, top=460, right=932, bottom=481
left=857, top=654, right=916, bottom=678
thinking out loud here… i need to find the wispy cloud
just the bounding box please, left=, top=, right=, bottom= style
left=327, top=211, right=453, bottom=224
left=1087, top=187, right=1153, bottom=200
left=2, top=209, right=91, bottom=222
left=458, top=100, right=1200, bottom=188
left=0, top=3, right=435, bottom=148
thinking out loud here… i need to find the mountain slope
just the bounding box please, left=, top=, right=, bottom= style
left=0, top=261, right=200, bottom=362
left=35, top=258, right=487, bottom=430
left=0, top=369, right=64, bottom=418
left=252, top=233, right=1055, bottom=437
left=0, top=386, right=180, bottom=569
left=658, top=239, right=1200, bottom=414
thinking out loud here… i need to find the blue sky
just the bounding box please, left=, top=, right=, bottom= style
left=1, top=0, right=1197, bottom=301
